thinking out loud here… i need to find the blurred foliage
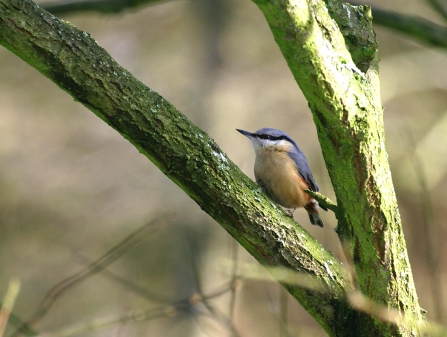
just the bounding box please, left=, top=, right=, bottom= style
left=1, top=0, right=447, bottom=336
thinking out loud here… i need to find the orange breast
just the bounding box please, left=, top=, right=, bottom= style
left=254, top=149, right=310, bottom=209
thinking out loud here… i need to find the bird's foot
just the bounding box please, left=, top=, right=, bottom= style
left=285, top=209, right=295, bottom=218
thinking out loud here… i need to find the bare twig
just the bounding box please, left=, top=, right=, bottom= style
left=403, top=129, right=443, bottom=322
left=0, top=278, right=21, bottom=337
left=228, top=239, right=239, bottom=325
left=183, top=226, right=204, bottom=296
left=36, top=305, right=177, bottom=337
left=199, top=299, right=242, bottom=337
left=96, top=268, right=169, bottom=303
left=34, top=285, right=243, bottom=337
left=230, top=261, right=446, bottom=336
left=12, top=214, right=169, bottom=337
left=279, top=285, right=289, bottom=337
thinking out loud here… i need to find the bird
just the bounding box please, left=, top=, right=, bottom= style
left=237, top=128, right=327, bottom=227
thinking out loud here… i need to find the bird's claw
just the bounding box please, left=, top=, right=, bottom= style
left=285, top=209, right=295, bottom=218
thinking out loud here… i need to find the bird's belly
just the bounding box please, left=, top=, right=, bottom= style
left=255, top=152, right=310, bottom=209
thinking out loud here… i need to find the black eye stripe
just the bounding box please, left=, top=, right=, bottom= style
left=257, top=134, right=287, bottom=141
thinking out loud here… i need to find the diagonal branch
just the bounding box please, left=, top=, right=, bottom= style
left=0, top=0, right=354, bottom=335
left=40, top=0, right=164, bottom=15
left=370, top=6, right=447, bottom=48
left=351, top=1, right=447, bottom=49
left=426, top=0, right=447, bottom=22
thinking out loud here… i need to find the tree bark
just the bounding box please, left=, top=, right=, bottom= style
left=0, top=0, right=426, bottom=335
left=252, top=0, right=426, bottom=335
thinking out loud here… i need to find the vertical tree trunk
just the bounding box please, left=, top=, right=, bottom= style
left=252, top=0, right=426, bottom=335
left=0, top=0, right=427, bottom=335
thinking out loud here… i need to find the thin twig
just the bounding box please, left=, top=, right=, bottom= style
left=36, top=305, right=176, bottom=337
left=98, top=268, right=169, bottom=303
left=279, top=285, right=288, bottom=337
left=232, top=261, right=447, bottom=335
left=0, top=278, right=21, bottom=337
left=228, top=239, right=239, bottom=325
left=183, top=226, right=204, bottom=296
left=12, top=214, right=169, bottom=337
left=403, top=129, right=443, bottom=323
left=199, top=299, right=242, bottom=337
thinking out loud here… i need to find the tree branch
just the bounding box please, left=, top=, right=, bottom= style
left=252, top=0, right=426, bottom=335
left=351, top=1, right=447, bottom=49
left=0, top=0, right=430, bottom=335
left=426, top=0, right=447, bottom=22
left=304, top=190, right=337, bottom=213
left=0, top=0, right=354, bottom=335
left=40, top=0, right=164, bottom=15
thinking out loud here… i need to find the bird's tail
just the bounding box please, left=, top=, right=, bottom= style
left=305, top=198, right=325, bottom=227
left=307, top=212, right=324, bottom=228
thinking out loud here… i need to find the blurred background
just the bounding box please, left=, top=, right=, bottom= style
left=1, top=0, right=447, bottom=336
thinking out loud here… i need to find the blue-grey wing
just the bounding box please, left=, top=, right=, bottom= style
left=288, top=147, right=328, bottom=211
left=287, top=147, right=319, bottom=192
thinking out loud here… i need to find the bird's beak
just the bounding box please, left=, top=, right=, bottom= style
left=236, top=129, right=255, bottom=139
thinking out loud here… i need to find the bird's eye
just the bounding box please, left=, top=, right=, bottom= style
left=259, top=135, right=273, bottom=140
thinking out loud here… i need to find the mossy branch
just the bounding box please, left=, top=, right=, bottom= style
left=304, top=189, right=337, bottom=213
left=252, top=0, right=426, bottom=335
left=0, top=0, right=356, bottom=335
left=0, top=0, right=429, bottom=335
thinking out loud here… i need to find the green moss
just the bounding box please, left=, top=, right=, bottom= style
left=0, top=0, right=426, bottom=335
left=252, top=0, right=425, bottom=335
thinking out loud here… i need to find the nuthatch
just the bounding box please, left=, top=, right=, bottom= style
left=237, top=128, right=327, bottom=227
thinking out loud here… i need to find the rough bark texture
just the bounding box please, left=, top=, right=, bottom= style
left=0, top=0, right=427, bottom=336
left=0, top=0, right=355, bottom=335
left=252, top=0, right=425, bottom=335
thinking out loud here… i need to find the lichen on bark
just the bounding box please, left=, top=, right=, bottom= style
left=0, top=0, right=428, bottom=335
left=252, top=0, right=426, bottom=335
